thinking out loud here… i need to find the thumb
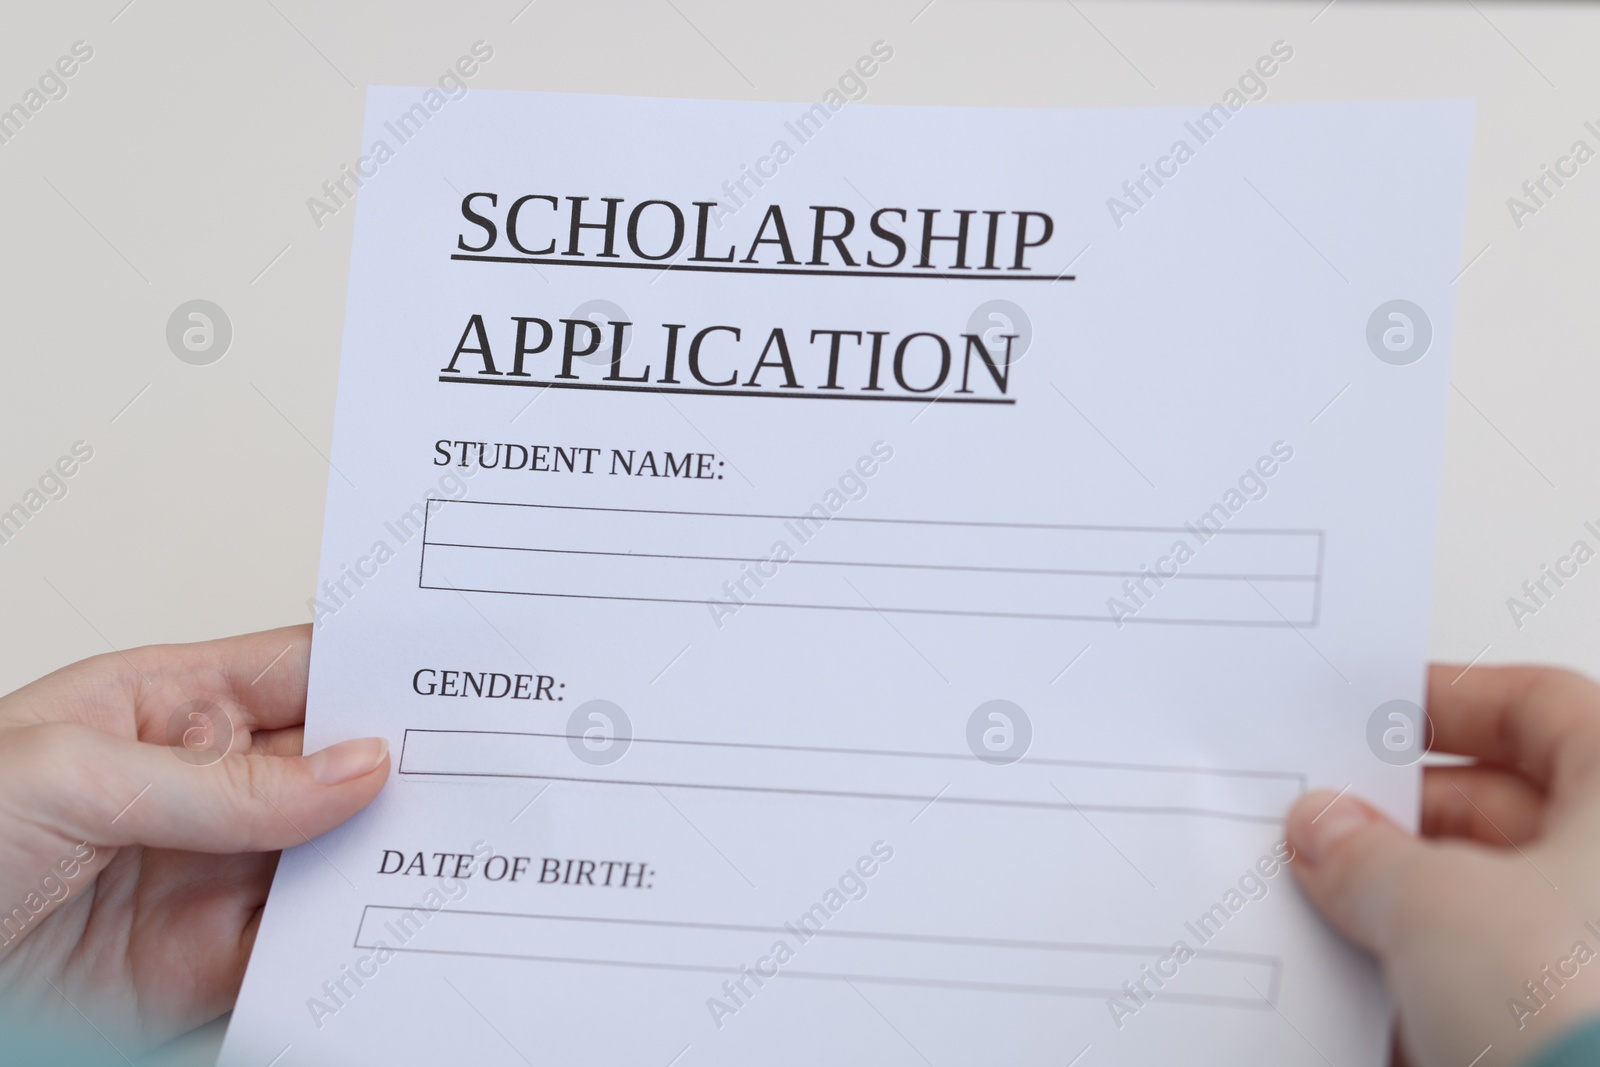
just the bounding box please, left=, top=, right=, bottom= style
left=30, top=723, right=389, bottom=853
left=1285, top=789, right=1431, bottom=955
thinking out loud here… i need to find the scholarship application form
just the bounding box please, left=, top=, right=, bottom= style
left=220, top=84, right=1472, bottom=1066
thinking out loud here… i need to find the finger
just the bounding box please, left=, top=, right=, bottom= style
left=1420, top=765, right=1544, bottom=846
left=129, top=625, right=313, bottom=734
left=1425, top=664, right=1600, bottom=789
left=20, top=722, right=387, bottom=853
left=247, top=726, right=305, bottom=759
left=1285, top=789, right=1433, bottom=954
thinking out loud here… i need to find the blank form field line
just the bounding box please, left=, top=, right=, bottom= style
left=398, top=729, right=1304, bottom=824
left=354, top=906, right=1281, bottom=1007
left=420, top=500, right=1324, bottom=628
left=431, top=497, right=1325, bottom=537
left=421, top=540, right=1317, bottom=583
left=418, top=583, right=1318, bottom=628
left=402, top=728, right=1307, bottom=783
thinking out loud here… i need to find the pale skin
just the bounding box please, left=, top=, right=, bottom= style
left=0, top=625, right=386, bottom=1050
left=2, top=630, right=1600, bottom=1065
left=1287, top=665, right=1600, bottom=1067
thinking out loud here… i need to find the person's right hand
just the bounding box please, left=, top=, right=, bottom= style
left=1286, top=665, right=1600, bottom=1067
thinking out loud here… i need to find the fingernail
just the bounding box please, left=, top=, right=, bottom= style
left=1294, top=792, right=1376, bottom=864
left=307, top=737, right=389, bottom=785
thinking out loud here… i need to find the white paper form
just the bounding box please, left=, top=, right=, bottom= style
left=220, top=83, right=1472, bottom=1067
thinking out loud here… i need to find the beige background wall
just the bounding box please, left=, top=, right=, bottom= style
left=2, top=0, right=1596, bottom=694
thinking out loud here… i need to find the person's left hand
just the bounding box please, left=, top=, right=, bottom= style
left=0, top=624, right=387, bottom=1051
